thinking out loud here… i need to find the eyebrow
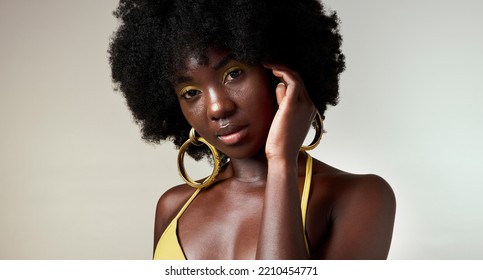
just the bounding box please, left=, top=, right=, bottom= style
left=173, top=53, right=235, bottom=85
left=213, top=53, right=235, bottom=70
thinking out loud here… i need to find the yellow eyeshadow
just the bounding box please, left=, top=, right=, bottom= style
left=222, top=66, right=244, bottom=83
left=178, top=85, right=199, bottom=96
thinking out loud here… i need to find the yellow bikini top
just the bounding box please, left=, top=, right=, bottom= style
left=153, top=153, right=313, bottom=260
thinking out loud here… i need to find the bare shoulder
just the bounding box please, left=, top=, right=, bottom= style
left=153, top=184, right=196, bottom=249
left=310, top=158, right=395, bottom=211
left=155, top=184, right=196, bottom=220
left=308, top=158, right=396, bottom=259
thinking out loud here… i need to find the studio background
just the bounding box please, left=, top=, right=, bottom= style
left=1, top=0, right=482, bottom=259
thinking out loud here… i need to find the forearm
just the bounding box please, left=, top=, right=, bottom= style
left=256, top=158, right=309, bottom=259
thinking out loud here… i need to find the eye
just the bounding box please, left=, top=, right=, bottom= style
left=222, top=67, right=243, bottom=83
left=228, top=69, right=242, bottom=79
left=179, top=86, right=201, bottom=100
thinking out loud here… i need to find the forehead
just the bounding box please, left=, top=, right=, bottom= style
left=183, top=48, right=233, bottom=71
left=173, top=48, right=235, bottom=83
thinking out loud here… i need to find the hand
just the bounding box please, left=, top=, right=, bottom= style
left=263, top=65, right=316, bottom=161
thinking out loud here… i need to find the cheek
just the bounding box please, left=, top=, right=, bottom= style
left=246, top=75, right=277, bottom=112
left=179, top=101, right=206, bottom=128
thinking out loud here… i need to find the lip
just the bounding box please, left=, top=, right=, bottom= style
left=216, top=125, right=248, bottom=145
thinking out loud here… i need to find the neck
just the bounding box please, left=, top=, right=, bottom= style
left=223, top=151, right=308, bottom=184
left=226, top=151, right=268, bottom=184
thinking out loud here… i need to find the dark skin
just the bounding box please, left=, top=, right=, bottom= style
left=154, top=48, right=396, bottom=260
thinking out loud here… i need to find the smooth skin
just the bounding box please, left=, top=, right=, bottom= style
left=154, top=48, right=396, bottom=260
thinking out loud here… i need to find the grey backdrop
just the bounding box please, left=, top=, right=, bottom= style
left=1, top=0, right=482, bottom=259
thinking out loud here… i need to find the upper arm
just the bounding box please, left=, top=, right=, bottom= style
left=317, top=174, right=396, bottom=259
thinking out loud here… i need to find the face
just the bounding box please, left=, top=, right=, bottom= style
left=173, top=48, right=278, bottom=159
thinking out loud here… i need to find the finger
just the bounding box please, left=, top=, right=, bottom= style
left=263, top=63, right=303, bottom=84
left=275, top=82, right=287, bottom=106
left=262, top=63, right=283, bottom=70
left=264, top=65, right=312, bottom=109
left=271, top=68, right=301, bottom=87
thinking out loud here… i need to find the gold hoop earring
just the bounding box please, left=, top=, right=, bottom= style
left=300, top=110, right=324, bottom=151
left=177, top=128, right=221, bottom=189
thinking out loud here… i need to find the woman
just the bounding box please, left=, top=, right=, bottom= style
left=109, top=0, right=396, bottom=259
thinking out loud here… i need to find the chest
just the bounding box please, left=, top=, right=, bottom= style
left=174, top=178, right=333, bottom=259
left=177, top=188, right=264, bottom=259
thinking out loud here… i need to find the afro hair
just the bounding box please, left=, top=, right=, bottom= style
left=109, top=0, right=345, bottom=161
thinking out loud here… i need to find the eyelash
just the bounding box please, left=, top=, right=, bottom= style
left=179, top=86, right=201, bottom=100
left=222, top=67, right=243, bottom=83
left=178, top=67, right=244, bottom=100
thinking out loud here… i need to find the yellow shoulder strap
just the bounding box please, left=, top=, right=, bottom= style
left=153, top=188, right=202, bottom=260
left=300, top=152, right=313, bottom=255
left=174, top=187, right=202, bottom=220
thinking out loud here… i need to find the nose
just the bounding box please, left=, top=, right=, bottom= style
left=206, top=86, right=236, bottom=121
